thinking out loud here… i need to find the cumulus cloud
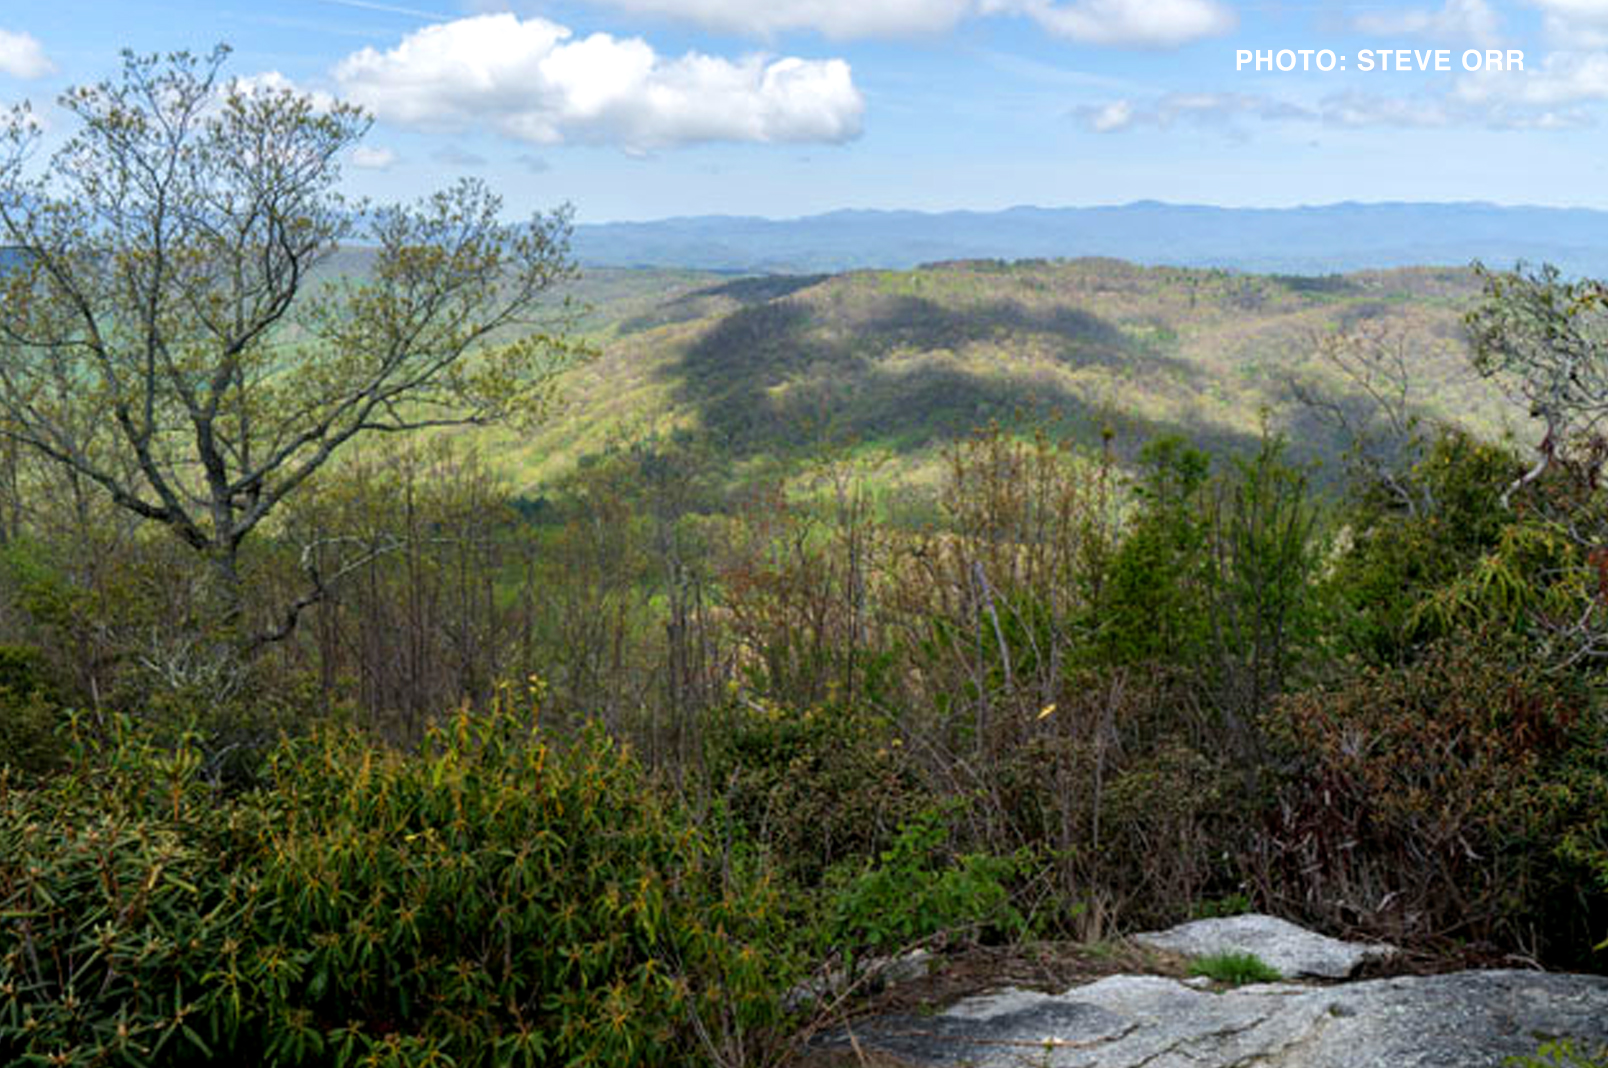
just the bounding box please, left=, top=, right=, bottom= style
left=549, top=0, right=1232, bottom=46
left=230, top=71, right=341, bottom=112
left=1352, top=0, right=1503, bottom=47
left=331, top=13, right=863, bottom=151
left=0, top=29, right=54, bottom=79
left=349, top=145, right=398, bottom=169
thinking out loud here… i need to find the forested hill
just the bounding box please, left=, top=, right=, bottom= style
left=497, top=258, right=1523, bottom=494
left=572, top=201, right=1608, bottom=276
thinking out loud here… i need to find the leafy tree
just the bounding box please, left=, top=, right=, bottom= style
left=1467, top=264, right=1608, bottom=666
left=0, top=47, right=583, bottom=649
left=1328, top=427, right=1520, bottom=665
left=1203, top=430, right=1320, bottom=754
left=1097, top=435, right=1211, bottom=666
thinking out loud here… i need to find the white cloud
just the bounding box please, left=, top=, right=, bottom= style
left=1077, top=87, right=1584, bottom=134
left=1486, top=106, right=1593, bottom=127
left=1352, top=0, right=1503, bottom=47
left=350, top=145, right=399, bottom=169
left=546, top=0, right=1232, bottom=46
left=1318, top=92, right=1450, bottom=128
left=996, top=0, right=1236, bottom=48
left=1526, top=0, right=1608, bottom=48
left=0, top=29, right=54, bottom=79
left=1456, top=50, right=1608, bottom=105
left=1079, top=92, right=1311, bottom=132
left=332, top=13, right=864, bottom=151
left=559, top=0, right=973, bottom=39
left=230, top=71, right=341, bottom=112
left=1088, top=99, right=1133, bottom=131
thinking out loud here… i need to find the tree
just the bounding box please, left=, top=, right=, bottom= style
left=1466, top=263, right=1608, bottom=666
left=1467, top=262, right=1608, bottom=505
left=0, top=47, right=584, bottom=649
left=1287, top=319, right=1439, bottom=518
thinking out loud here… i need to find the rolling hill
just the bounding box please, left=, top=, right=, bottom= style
left=491, top=258, right=1527, bottom=497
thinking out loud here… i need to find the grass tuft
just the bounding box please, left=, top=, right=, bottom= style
left=1187, top=951, right=1283, bottom=986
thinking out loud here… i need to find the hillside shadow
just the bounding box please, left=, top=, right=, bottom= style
left=696, top=274, right=832, bottom=303
left=615, top=274, right=832, bottom=335
left=656, top=292, right=1260, bottom=466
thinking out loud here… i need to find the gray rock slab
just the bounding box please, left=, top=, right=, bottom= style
left=1134, top=914, right=1397, bottom=979
left=821, top=970, right=1608, bottom=1068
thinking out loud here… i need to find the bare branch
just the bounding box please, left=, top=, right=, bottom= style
left=0, top=49, right=584, bottom=645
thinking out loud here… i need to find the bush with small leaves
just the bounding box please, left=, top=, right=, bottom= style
left=704, top=696, right=929, bottom=888
left=822, top=806, right=1027, bottom=968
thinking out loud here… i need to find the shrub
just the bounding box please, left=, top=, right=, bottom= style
left=703, top=696, right=928, bottom=887
left=1257, top=627, right=1604, bottom=962
left=0, top=644, right=67, bottom=776
left=1528, top=728, right=1608, bottom=966
left=823, top=806, right=1026, bottom=964
left=0, top=717, right=246, bottom=1067
left=1, top=701, right=797, bottom=1067
left=1326, top=428, right=1521, bottom=665
left=1191, top=893, right=1254, bottom=920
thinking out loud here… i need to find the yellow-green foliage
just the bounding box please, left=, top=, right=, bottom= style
left=500, top=261, right=1513, bottom=497
left=0, top=718, right=250, bottom=1067
left=1326, top=428, right=1525, bottom=663
left=0, top=703, right=794, bottom=1067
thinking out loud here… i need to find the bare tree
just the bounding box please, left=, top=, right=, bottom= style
left=1466, top=261, right=1608, bottom=506
left=0, top=47, right=584, bottom=648
left=1288, top=319, right=1436, bottom=515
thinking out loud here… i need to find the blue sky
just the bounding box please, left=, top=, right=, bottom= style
left=3, top=0, right=1607, bottom=221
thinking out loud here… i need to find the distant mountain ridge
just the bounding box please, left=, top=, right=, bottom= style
left=573, top=201, right=1608, bottom=276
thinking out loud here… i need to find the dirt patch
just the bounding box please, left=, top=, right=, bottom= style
left=790, top=1046, right=929, bottom=1068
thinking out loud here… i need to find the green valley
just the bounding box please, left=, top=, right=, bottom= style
left=501, top=259, right=1521, bottom=496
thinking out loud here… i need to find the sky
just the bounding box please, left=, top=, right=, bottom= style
left=2, top=0, right=1608, bottom=222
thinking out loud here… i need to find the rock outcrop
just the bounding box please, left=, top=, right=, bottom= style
left=827, top=971, right=1608, bottom=1067
left=817, top=917, right=1608, bottom=1068
left=1134, top=914, right=1397, bottom=979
